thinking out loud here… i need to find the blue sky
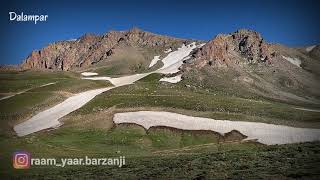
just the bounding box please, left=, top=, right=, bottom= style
left=1, top=0, right=320, bottom=65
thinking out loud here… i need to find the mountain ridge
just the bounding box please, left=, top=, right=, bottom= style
left=3, top=28, right=320, bottom=105
left=20, top=27, right=194, bottom=71
left=18, top=28, right=319, bottom=71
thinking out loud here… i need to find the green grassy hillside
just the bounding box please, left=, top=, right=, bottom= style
left=0, top=70, right=319, bottom=179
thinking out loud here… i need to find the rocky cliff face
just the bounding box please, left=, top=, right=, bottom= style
left=184, top=29, right=276, bottom=70
left=181, top=29, right=320, bottom=104
left=21, top=28, right=186, bottom=71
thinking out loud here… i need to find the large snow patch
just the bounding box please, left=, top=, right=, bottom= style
left=114, top=111, right=320, bottom=145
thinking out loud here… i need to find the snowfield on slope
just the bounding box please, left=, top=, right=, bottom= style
left=156, top=43, right=205, bottom=74
left=14, top=87, right=113, bottom=136
left=14, top=72, right=152, bottom=136
left=159, top=74, right=182, bottom=83
left=113, top=111, right=320, bottom=145
left=83, top=73, right=152, bottom=87
left=81, top=72, right=98, bottom=76
left=14, top=42, right=203, bottom=136
left=306, top=45, right=316, bottom=52
left=282, top=55, right=301, bottom=67
left=83, top=42, right=204, bottom=82
left=148, top=56, right=161, bottom=68
left=164, top=48, right=172, bottom=53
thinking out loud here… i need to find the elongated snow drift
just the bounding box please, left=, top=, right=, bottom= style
left=114, top=111, right=320, bottom=145
left=14, top=87, right=113, bottom=136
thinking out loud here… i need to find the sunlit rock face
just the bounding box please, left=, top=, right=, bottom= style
left=184, top=29, right=275, bottom=70
left=21, top=28, right=186, bottom=71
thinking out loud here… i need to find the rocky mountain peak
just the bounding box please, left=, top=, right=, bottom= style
left=231, top=29, right=272, bottom=62
left=232, top=29, right=263, bottom=42
left=188, top=29, right=275, bottom=69
left=79, top=33, right=99, bottom=43
left=128, top=27, right=144, bottom=34
left=21, top=28, right=186, bottom=71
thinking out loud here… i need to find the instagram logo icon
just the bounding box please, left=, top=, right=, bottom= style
left=13, top=151, right=30, bottom=169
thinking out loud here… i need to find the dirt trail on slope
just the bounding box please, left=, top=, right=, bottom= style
left=0, top=82, right=56, bottom=101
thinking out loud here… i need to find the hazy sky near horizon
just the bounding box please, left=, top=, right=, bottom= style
left=1, top=0, right=320, bottom=65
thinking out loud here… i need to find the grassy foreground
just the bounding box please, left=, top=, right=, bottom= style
left=1, top=137, right=320, bottom=179
left=0, top=71, right=319, bottom=179
left=0, top=123, right=319, bottom=179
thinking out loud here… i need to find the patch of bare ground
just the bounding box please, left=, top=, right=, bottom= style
left=61, top=106, right=116, bottom=129
left=152, top=140, right=261, bottom=156
left=54, top=91, right=75, bottom=97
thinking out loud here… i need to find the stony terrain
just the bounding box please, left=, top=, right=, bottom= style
left=21, top=28, right=191, bottom=71
left=182, top=29, right=320, bottom=105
